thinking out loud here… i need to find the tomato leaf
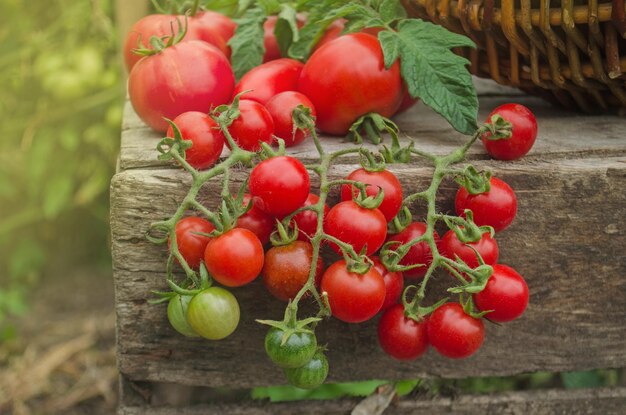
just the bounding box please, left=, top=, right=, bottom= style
left=379, top=0, right=407, bottom=22
left=229, top=8, right=267, bottom=80
left=256, top=0, right=282, bottom=14
left=203, top=0, right=241, bottom=17
left=288, top=0, right=346, bottom=60
left=274, top=4, right=300, bottom=57
left=320, top=3, right=385, bottom=33
left=379, top=19, right=478, bottom=135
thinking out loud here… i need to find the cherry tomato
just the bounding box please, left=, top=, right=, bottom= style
left=249, top=156, right=310, bottom=217
left=166, top=111, right=224, bottom=170
left=324, top=200, right=387, bottom=256
left=377, top=304, right=428, bottom=360
left=283, top=350, right=328, bottom=389
left=265, top=91, right=316, bottom=147
left=129, top=41, right=234, bottom=132
left=186, top=287, right=239, bottom=340
left=340, top=168, right=403, bottom=222
left=233, top=58, right=304, bottom=105
left=292, top=194, right=329, bottom=241
left=439, top=229, right=499, bottom=272
left=265, top=327, right=317, bottom=368
left=203, top=228, right=264, bottom=287
left=226, top=100, right=274, bottom=151
left=386, top=222, right=439, bottom=279
left=298, top=33, right=403, bottom=135
left=167, top=294, right=199, bottom=337
left=170, top=216, right=214, bottom=269
left=321, top=259, right=385, bottom=323
left=262, top=241, right=324, bottom=301
left=427, top=303, right=484, bottom=359
left=263, top=15, right=305, bottom=62
left=455, top=177, right=517, bottom=233
left=474, top=264, right=529, bottom=322
left=236, top=194, right=274, bottom=245
left=482, top=103, right=537, bottom=160
left=372, top=257, right=404, bottom=311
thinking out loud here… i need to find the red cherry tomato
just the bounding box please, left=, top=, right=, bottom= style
left=166, top=111, right=224, bottom=170
left=170, top=216, right=215, bottom=269
left=235, top=194, right=274, bottom=245
left=378, top=304, right=429, bottom=360
left=386, top=222, right=439, bottom=279
left=234, top=58, right=304, bottom=105
left=226, top=100, right=274, bottom=151
left=482, top=103, right=538, bottom=161
left=298, top=33, right=403, bottom=135
left=455, top=177, right=517, bottom=233
left=204, top=228, right=264, bottom=287
left=263, top=15, right=305, bottom=62
left=474, top=264, right=529, bottom=322
left=321, top=259, right=385, bottom=323
left=128, top=41, right=234, bottom=132
left=292, top=194, right=329, bottom=241
left=265, top=91, right=316, bottom=147
left=249, top=156, right=310, bottom=217
left=324, top=200, right=387, bottom=256
left=427, top=303, right=484, bottom=359
left=372, top=257, right=404, bottom=312
left=340, top=168, right=403, bottom=222
left=439, top=229, right=499, bottom=272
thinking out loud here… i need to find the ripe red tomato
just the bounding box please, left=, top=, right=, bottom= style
left=170, top=216, right=214, bottom=269
left=265, top=91, right=316, bottom=147
left=386, top=222, right=439, bottom=279
left=166, top=111, right=224, bottom=170
left=371, top=257, right=404, bottom=312
left=292, top=194, right=329, bottom=241
left=235, top=194, right=274, bottom=245
left=233, top=58, right=304, bottom=105
left=324, top=200, right=387, bottom=256
left=395, top=85, right=419, bottom=115
left=225, top=100, right=274, bottom=151
left=249, top=156, right=310, bottom=217
left=427, top=303, right=484, bottom=359
left=340, top=168, right=403, bottom=222
left=262, top=241, right=324, bottom=301
left=263, top=15, right=305, bottom=62
left=192, top=10, right=236, bottom=57
left=378, top=304, right=428, bottom=360
left=297, top=33, right=403, bottom=135
left=321, top=259, right=385, bottom=323
left=474, top=264, right=529, bottom=322
left=128, top=41, right=234, bottom=132
left=203, top=228, right=264, bottom=287
left=439, top=228, right=499, bottom=271
left=313, top=19, right=345, bottom=51
left=455, top=177, right=517, bottom=233
left=482, top=103, right=537, bottom=160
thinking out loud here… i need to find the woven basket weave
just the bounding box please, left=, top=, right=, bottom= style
left=404, top=0, right=626, bottom=112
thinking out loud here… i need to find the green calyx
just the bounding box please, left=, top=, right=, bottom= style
left=270, top=221, right=299, bottom=247
left=348, top=112, right=399, bottom=145
left=388, top=205, right=413, bottom=234
left=443, top=210, right=494, bottom=243
left=157, top=118, right=193, bottom=162
left=358, top=150, right=386, bottom=172
left=132, top=16, right=188, bottom=57
left=482, top=113, right=513, bottom=141
left=455, top=165, right=492, bottom=195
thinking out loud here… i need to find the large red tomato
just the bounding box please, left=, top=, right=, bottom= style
left=233, top=58, right=304, bottom=105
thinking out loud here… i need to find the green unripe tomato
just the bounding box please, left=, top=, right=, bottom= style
left=283, top=351, right=329, bottom=389
left=167, top=294, right=199, bottom=337
left=186, top=287, right=240, bottom=340
left=264, top=327, right=317, bottom=368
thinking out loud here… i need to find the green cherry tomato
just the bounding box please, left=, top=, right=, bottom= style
left=186, top=287, right=240, bottom=340
left=283, top=351, right=329, bottom=389
left=167, top=294, right=199, bottom=338
left=264, top=327, right=317, bottom=369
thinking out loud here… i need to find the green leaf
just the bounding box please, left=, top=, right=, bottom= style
left=274, top=4, right=299, bottom=57
left=396, top=379, right=421, bottom=396
left=229, top=8, right=267, bottom=80
left=379, top=0, right=407, bottom=23
left=561, top=371, right=605, bottom=389
left=320, top=3, right=385, bottom=33
left=256, top=0, right=281, bottom=14
left=202, top=0, right=240, bottom=16
left=251, top=380, right=387, bottom=402
left=379, top=19, right=478, bottom=135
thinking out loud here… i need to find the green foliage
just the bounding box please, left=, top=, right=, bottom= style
left=228, top=7, right=266, bottom=79
left=0, top=0, right=122, bottom=333
left=252, top=380, right=388, bottom=401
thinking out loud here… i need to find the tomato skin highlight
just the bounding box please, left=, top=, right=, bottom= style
left=378, top=304, right=429, bottom=360
left=226, top=100, right=274, bottom=152
left=427, top=303, right=484, bottom=359
left=235, top=194, right=274, bottom=245
left=439, top=229, right=499, bottom=271
left=324, top=200, right=387, bottom=256
left=167, top=294, right=199, bottom=337
left=292, top=194, right=329, bottom=241
left=321, top=259, right=386, bottom=323
left=265, top=91, right=316, bottom=147
left=386, top=222, right=439, bottom=279
left=372, top=257, right=404, bottom=312
left=166, top=111, right=224, bottom=170
left=283, top=351, right=329, bottom=389
left=203, top=228, right=264, bottom=287
left=186, top=287, right=240, bottom=340
left=170, top=216, right=215, bottom=269
left=455, top=177, right=517, bottom=233
left=265, top=327, right=317, bottom=368
left=474, top=264, right=529, bottom=322
left=340, top=168, right=403, bottom=222
left=482, top=103, right=537, bottom=161
left=234, top=58, right=304, bottom=105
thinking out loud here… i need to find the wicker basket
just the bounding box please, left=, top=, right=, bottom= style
left=404, top=0, right=626, bottom=112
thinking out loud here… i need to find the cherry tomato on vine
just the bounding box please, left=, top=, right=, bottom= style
left=170, top=216, right=214, bottom=269
left=386, top=222, right=439, bottom=279
left=167, top=294, right=199, bottom=337
left=262, top=241, right=324, bottom=302
left=265, top=91, right=316, bottom=147
left=439, top=229, right=499, bottom=272
left=262, top=15, right=305, bottom=62
left=235, top=194, right=274, bottom=245
left=474, top=264, right=529, bottom=323
left=324, top=200, right=387, bottom=256
left=249, top=156, right=310, bottom=217
left=265, top=327, right=317, bottom=369
left=283, top=351, right=329, bottom=389
left=427, top=303, right=484, bottom=359
left=225, top=99, right=274, bottom=151
left=372, top=257, right=404, bottom=312
left=166, top=111, right=224, bottom=170
left=186, top=287, right=240, bottom=340
left=204, top=228, right=264, bottom=287
left=321, top=259, right=385, bottom=323
left=340, top=168, right=403, bottom=222
left=292, top=194, right=329, bottom=241
left=482, top=103, right=537, bottom=161
left=233, top=58, right=304, bottom=105
left=378, top=304, right=428, bottom=360
left=455, top=177, right=517, bottom=233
